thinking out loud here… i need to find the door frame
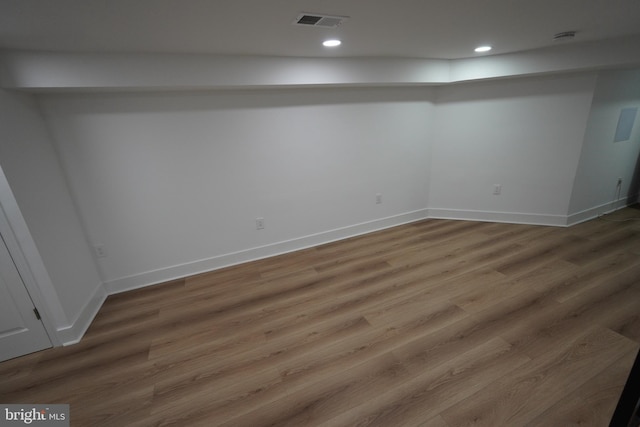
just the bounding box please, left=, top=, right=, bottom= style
left=0, top=168, right=61, bottom=347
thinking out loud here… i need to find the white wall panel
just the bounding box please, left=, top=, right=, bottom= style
left=568, top=69, right=640, bottom=221
left=430, top=73, right=597, bottom=223
left=40, top=87, right=434, bottom=290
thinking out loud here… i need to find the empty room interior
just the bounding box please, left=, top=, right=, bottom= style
left=1, top=1, right=640, bottom=425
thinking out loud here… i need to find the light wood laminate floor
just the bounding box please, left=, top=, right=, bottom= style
left=2, top=208, right=640, bottom=426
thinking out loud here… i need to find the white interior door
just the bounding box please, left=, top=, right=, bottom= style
left=0, top=232, right=52, bottom=362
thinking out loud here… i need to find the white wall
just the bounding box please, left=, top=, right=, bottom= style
left=35, top=73, right=615, bottom=296
left=2, top=68, right=638, bottom=346
left=40, top=87, right=435, bottom=292
left=0, top=89, right=104, bottom=343
left=568, top=69, right=640, bottom=222
left=429, top=73, right=597, bottom=225
left=2, top=61, right=640, bottom=348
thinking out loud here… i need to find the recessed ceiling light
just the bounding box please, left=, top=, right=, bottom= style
left=474, top=45, right=492, bottom=53
left=323, top=39, right=342, bottom=47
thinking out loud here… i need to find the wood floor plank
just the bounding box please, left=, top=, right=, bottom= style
left=218, top=352, right=413, bottom=427
left=562, top=227, right=640, bottom=266
left=526, top=347, right=639, bottom=427
left=143, top=303, right=467, bottom=426
left=511, top=251, right=638, bottom=303
left=320, top=337, right=529, bottom=427
left=499, top=263, right=640, bottom=359
left=610, top=314, right=640, bottom=344
left=417, top=415, right=451, bottom=427
left=148, top=315, right=375, bottom=411
left=448, top=269, right=519, bottom=314
left=578, top=347, right=640, bottom=425
left=490, top=234, right=580, bottom=277
left=68, top=385, right=155, bottom=427
left=0, top=337, right=152, bottom=404
left=148, top=259, right=455, bottom=360
left=524, top=395, right=599, bottom=427
left=2, top=208, right=639, bottom=426
left=440, top=327, right=638, bottom=427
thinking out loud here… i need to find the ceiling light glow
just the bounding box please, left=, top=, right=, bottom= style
left=474, top=45, right=492, bottom=53
left=323, top=39, right=341, bottom=47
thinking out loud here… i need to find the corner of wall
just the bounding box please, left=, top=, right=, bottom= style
left=56, top=283, right=107, bottom=345
left=0, top=88, right=106, bottom=347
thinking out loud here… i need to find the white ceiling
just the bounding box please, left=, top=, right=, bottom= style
left=2, top=0, right=640, bottom=60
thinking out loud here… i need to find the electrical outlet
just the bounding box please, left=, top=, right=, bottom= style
left=493, top=184, right=502, bottom=195
left=93, top=244, right=107, bottom=258
left=256, top=217, right=265, bottom=230
left=376, top=193, right=382, bottom=204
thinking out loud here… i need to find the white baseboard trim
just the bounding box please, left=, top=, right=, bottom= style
left=567, top=195, right=639, bottom=226
left=428, top=208, right=569, bottom=227
left=54, top=197, right=640, bottom=346
left=104, top=209, right=430, bottom=295
left=57, top=283, right=107, bottom=346
left=60, top=199, right=640, bottom=345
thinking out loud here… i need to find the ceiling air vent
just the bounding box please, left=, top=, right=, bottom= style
left=553, top=31, right=577, bottom=42
left=293, top=13, right=349, bottom=28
